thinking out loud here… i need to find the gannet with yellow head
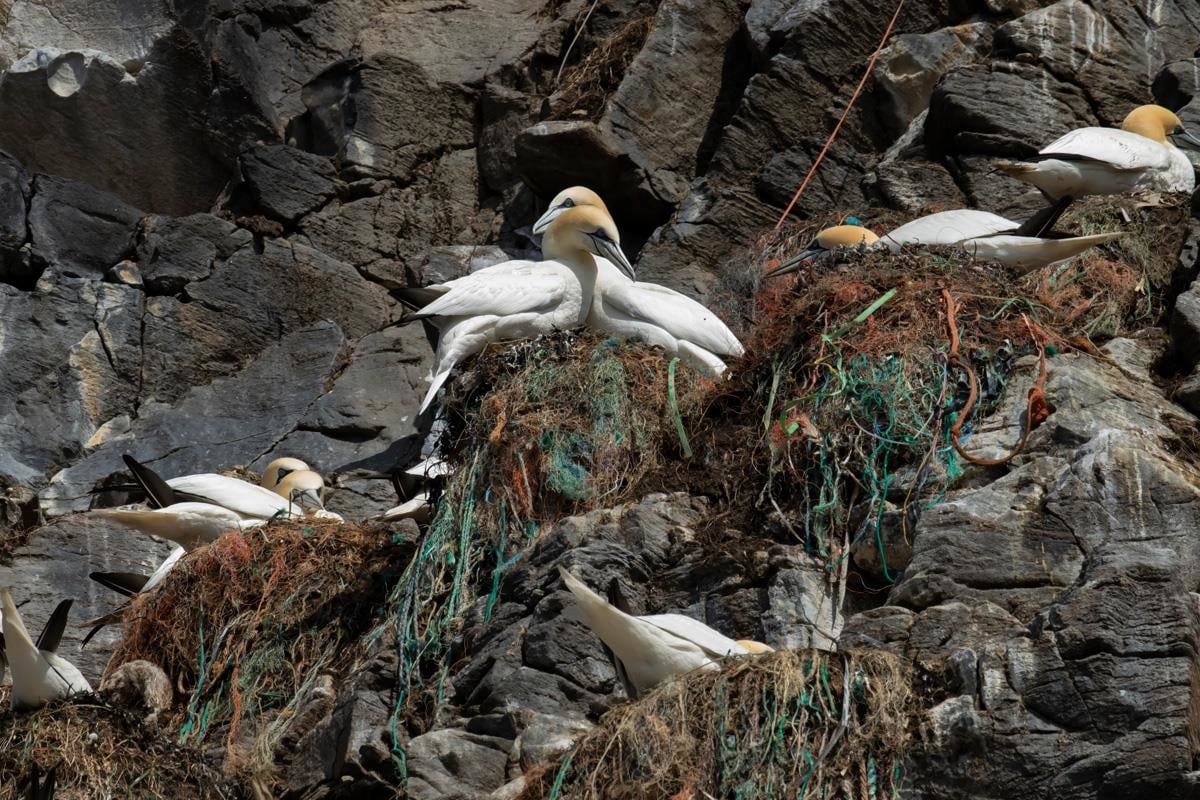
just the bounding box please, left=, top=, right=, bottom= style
left=558, top=567, right=765, bottom=698
left=529, top=186, right=745, bottom=377
left=998, top=104, right=1198, bottom=199
left=260, top=457, right=310, bottom=490
left=396, top=205, right=635, bottom=413
left=766, top=206, right=1121, bottom=277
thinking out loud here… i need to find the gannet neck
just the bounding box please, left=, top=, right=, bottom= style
left=0, top=589, right=35, bottom=652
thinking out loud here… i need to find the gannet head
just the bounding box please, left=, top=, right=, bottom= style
left=532, top=186, right=609, bottom=235
left=261, top=457, right=310, bottom=489
left=764, top=225, right=880, bottom=278
left=544, top=205, right=636, bottom=279
left=735, top=639, right=775, bottom=654
left=1122, top=104, right=1200, bottom=148
left=275, top=469, right=326, bottom=511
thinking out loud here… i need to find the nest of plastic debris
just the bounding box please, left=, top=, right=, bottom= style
left=104, top=518, right=414, bottom=789
left=517, top=649, right=913, bottom=800
left=0, top=694, right=235, bottom=800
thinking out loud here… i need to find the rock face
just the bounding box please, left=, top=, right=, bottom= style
left=0, top=0, right=1199, bottom=798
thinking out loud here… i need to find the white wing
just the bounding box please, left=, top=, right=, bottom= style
left=42, top=652, right=92, bottom=694
left=640, top=613, right=749, bottom=659
left=1041, top=128, right=1171, bottom=170
left=597, top=260, right=744, bottom=356
left=143, top=546, right=186, bottom=593
left=415, top=261, right=570, bottom=319
left=882, top=209, right=1016, bottom=251
left=168, top=474, right=297, bottom=519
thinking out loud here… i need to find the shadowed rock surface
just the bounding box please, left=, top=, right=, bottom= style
left=0, top=1, right=1198, bottom=798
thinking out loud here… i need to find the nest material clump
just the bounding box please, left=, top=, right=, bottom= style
left=105, top=519, right=413, bottom=786
left=518, top=649, right=913, bottom=800
left=550, top=11, right=656, bottom=121
left=386, top=333, right=711, bottom=742
left=0, top=695, right=234, bottom=800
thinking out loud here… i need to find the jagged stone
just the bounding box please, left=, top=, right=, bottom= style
left=135, top=213, right=252, bottom=295
left=0, top=36, right=229, bottom=214
left=239, top=143, right=339, bottom=223
left=925, top=62, right=1095, bottom=158
left=0, top=150, right=30, bottom=284
left=406, top=729, right=512, bottom=800
left=28, top=175, right=141, bottom=279
left=0, top=0, right=173, bottom=69
left=996, top=0, right=1200, bottom=122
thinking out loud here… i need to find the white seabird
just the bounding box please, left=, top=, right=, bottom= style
left=765, top=206, right=1122, bottom=277
left=997, top=104, right=1199, bottom=199
left=530, top=187, right=745, bottom=376
left=397, top=205, right=636, bottom=413
left=0, top=589, right=91, bottom=710
left=559, top=567, right=767, bottom=698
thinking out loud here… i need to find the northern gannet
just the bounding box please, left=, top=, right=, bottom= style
left=766, top=206, right=1121, bottom=276
left=97, top=502, right=264, bottom=550
left=260, top=457, right=310, bottom=490
left=998, top=104, right=1199, bottom=199
left=0, top=589, right=91, bottom=709
left=378, top=456, right=452, bottom=524
left=531, top=187, right=745, bottom=376
left=397, top=206, right=635, bottom=413
left=0, top=598, right=71, bottom=684
left=125, top=454, right=303, bottom=521
left=559, top=567, right=762, bottom=697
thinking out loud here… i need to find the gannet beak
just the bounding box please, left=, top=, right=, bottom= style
left=532, top=205, right=566, bottom=235
left=1171, top=127, right=1200, bottom=149
left=763, top=245, right=822, bottom=279
left=293, top=488, right=324, bottom=511
left=595, top=237, right=637, bottom=279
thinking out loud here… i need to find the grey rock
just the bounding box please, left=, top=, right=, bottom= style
left=29, top=174, right=141, bottom=278
left=0, top=36, right=229, bottom=214
left=136, top=213, right=252, bottom=295
left=1170, top=278, right=1200, bottom=370
left=997, top=0, right=1200, bottom=122
left=0, top=150, right=30, bottom=284
left=406, top=729, right=511, bottom=800
left=239, top=143, right=339, bottom=223
left=0, top=0, right=173, bottom=69
left=0, top=514, right=175, bottom=679
left=0, top=275, right=142, bottom=487
left=39, top=322, right=349, bottom=516
left=762, top=562, right=843, bottom=650
left=479, top=84, right=541, bottom=193
left=926, top=62, right=1095, bottom=158
left=872, top=23, right=991, bottom=142
left=1174, top=369, right=1200, bottom=416
left=600, top=0, right=744, bottom=204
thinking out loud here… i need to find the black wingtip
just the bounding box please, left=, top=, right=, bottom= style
left=1013, top=196, right=1073, bottom=238
left=121, top=454, right=178, bottom=509
left=35, top=599, right=73, bottom=653
left=89, top=571, right=150, bottom=599
left=80, top=622, right=107, bottom=650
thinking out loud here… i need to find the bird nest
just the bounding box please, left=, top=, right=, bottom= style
left=103, top=519, right=413, bottom=788
left=517, top=649, right=914, bottom=800
left=0, top=696, right=234, bottom=800
left=550, top=10, right=656, bottom=122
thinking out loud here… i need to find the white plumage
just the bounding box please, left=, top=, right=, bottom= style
left=880, top=209, right=1124, bottom=274
left=1, top=588, right=91, bottom=710
left=531, top=187, right=745, bottom=376
left=998, top=104, right=1197, bottom=199
left=559, top=567, right=748, bottom=696
left=400, top=205, right=635, bottom=413
left=97, top=501, right=264, bottom=550
left=167, top=473, right=301, bottom=520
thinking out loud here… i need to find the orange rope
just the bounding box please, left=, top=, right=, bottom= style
left=943, top=290, right=1051, bottom=466
left=771, top=0, right=908, bottom=232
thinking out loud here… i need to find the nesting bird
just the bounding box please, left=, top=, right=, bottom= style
left=765, top=207, right=1121, bottom=277
left=397, top=206, right=636, bottom=413
left=531, top=187, right=745, bottom=376
left=997, top=104, right=1199, bottom=199
left=0, top=589, right=91, bottom=710
left=558, top=567, right=769, bottom=698
left=260, top=457, right=310, bottom=490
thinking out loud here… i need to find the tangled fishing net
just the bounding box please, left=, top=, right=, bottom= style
left=0, top=693, right=234, bottom=799
left=518, top=649, right=913, bottom=800
left=104, top=519, right=413, bottom=788
left=381, top=333, right=712, bottom=769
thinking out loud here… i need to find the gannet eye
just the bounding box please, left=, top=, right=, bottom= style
left=561, top=198, right=575, bottom=209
